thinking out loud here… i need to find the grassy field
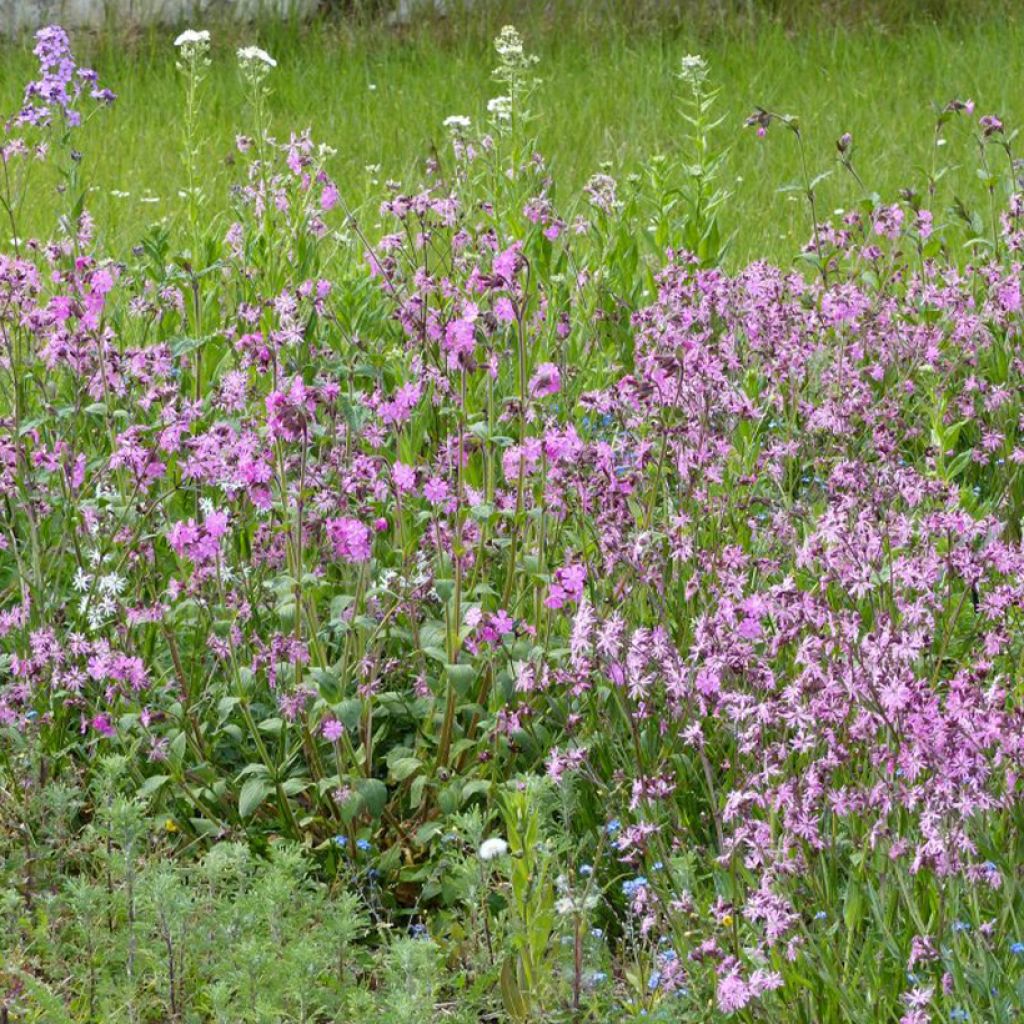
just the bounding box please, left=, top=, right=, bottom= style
left=3, top=5, right=1024, bottom=264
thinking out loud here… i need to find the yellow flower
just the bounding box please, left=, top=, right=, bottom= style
left=164, top=818, right=178, bottom=833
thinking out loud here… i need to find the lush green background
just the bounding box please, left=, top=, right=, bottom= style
left=2, top=1, right=1024, bottom=264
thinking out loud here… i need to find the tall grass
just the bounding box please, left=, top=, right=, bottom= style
left=1, top=7, right=1023, bottom=263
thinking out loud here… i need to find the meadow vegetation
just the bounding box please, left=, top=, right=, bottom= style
left=4, top=5, right=1024, bottom=1022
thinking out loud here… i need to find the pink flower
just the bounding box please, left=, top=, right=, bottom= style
left=322, top=718, right=344, bottom=742
left=493, top=242, right=522, bottom=283
left=393, top=461, right=417, bottom=495
left=494, top=296, right=516, bottom=323
left=491, top=609, right=515, bottom=635
left=423, top=476, right=450, bottom=505
left=90, top=714, right=116, bottom=739
left=205, top=509, right=229, bottom=539
left=442, top=318, right=476, bottom=366
left=736, top=616, right=762, bottom=641
left=167, top=520, right=200, bottom=558
left=326, top=517, right=372, bottom=562
left=716, top=972, right=751, bottom=1014
left=529, top=362, right=561, bottom=399
left=320, top=181, right=339, bottom=211
left=545, top=562, right=587, bottom=609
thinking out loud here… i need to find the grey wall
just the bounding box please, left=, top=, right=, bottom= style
left=1, top=0, right=318, bottom=34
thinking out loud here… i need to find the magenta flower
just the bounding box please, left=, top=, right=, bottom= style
left=423, top=476, right=450, bottom=505
left=529, top=362, right=561, bottom=399
left=716, top=972, right=752, bottom=1014
left=326, top=517, right=372, bottom=562
left=392, top=461, right=417, bottom=495
left=442, top=318, right=476, bottom=367
left=321, top=718, right=344, bottom=742
left=90, top=714, right=116, bottom=739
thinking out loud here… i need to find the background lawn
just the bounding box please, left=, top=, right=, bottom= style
left=2, top=1, right=1024, bottom=264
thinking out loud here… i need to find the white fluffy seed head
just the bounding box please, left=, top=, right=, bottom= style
left=478, top=837, right=509, bottom=861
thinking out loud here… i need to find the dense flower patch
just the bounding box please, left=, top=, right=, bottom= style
left=4, top=23, right=1024, bottom=1024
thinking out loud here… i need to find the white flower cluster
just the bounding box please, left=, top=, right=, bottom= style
left=237, top=45, right=277, bottom=69
left=490, top=23, right=540, bottom=117
left=679, top=53, right=710, bottom=89
left=443, top=114, right=472, bottom=135
left=487, top=96, right=512, bottom=123
left=554, top=873, right=600, bottom=916
left=174, top=28, right=211, bottom=69
left=493, top=25, right=526, bottom=64
left=376, top=553, right=433, bottom=598
left=237, top=45, right=277, bottom=89
left=75, top=570, right=125, bottom=631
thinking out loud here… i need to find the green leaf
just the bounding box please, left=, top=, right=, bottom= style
left=356, top=778, right=388, bottom=818
left=216, top=696, right=240, bottom=722
left=500, top=957, right=529, bottom=1021
left=844, top=880, right=864, bottom=934
left=422, top=645, right=449, bottom=665
left=136, top=774, right=171, bottom=801
left=281, top=776, right=311, bottom=797
left=390, top=757, right=422, bottom=782
left=338, top=699, right=363, bottom=731
left=415, top=819, right=440, bottom=845
left=169, top=334, right=214, bottom=357
left=238, top=778, right=273, bottom=818
left=445, top=663, right=477, bottom=695
left=168, top=730, right=187, bottom=768
left=438, top=782, right=462, bottom=815
left=190, top=817, right=222, bottom=837
left=410, top=774, right=428, bottom=810
left=308, top=665, right=342, bottom=701
left=461, top=779, right=491, bottom=804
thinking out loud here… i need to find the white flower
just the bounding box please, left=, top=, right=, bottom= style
left=174, top=29, right=210, bottom=47
left=237, top=46, right=277, bottom=68
left=679, top=53, right=709, bottom=88
left=443, top=115, right=472, bottom=132
left=98, top=572, right=126, bottom=597
left=494, top=26, right=524, bottom=61
left=487, top=96, right=512, bottom=122
left=72, top=567, right=93, bottom=593
left=478, top=837, right=509, bottom=861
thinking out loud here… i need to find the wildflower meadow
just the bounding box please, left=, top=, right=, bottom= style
left=5, top=7, right=1024, bottom=1022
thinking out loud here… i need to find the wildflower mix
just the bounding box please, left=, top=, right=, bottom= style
left=2, top=24, right=1024, bottom=1023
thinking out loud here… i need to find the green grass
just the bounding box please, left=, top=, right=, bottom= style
left=3, top=5, right=1024, bottom=264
